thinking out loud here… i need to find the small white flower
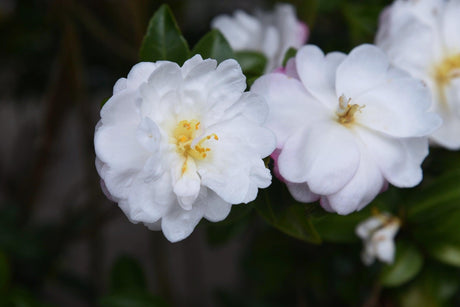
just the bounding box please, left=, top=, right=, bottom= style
left=376, top=0, right=460, bottom=149
left=211, top=3, right=308, bottom=72
left=356, top=212, right=400, bottom=265
left=252, top=44, right=441, bottom=214
left=94, top=55, right=276, bottom=242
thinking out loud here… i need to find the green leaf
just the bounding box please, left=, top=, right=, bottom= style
left=99, top=291, right=169, bottom=307
left=139, top=4, right=190, bottom=64
left=110, top=256, right=146, bottom=293
left=380, top=241, right=423, bottom=287
left=192, top=30, right=234, bottom=63
left=282, top=47, right=297, bottom=67
left=234, top=51, right=267, bottom=76
left=254, top=180, right=321, bottom=244
left=428, top=243, right=460, bottom=267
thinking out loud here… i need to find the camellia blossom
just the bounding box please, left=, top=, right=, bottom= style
left=211, top=3, right=308, bottom=72
left=356, top=211, right=400, bottom=265
left=94, top=55, right=276, bottom=242
left=376, top=0, right=460, bottom=149
left=252, top=44, right=442, bottom=214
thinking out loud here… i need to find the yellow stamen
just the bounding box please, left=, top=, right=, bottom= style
left=336, top=94, right=365, bottom=126
left=172, top=119, right=219, bottom=174
left=432, top=53, right=460, bottom=108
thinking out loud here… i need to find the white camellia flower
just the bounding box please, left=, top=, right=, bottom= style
left=252, top=44, right=442, bottom=214
left=376, top=0, right=460, bottom=149
left=356, top=212, right=400, bottom=265
left=94, top=55, right=276, bottom=242
left=211, top=3, right=308, bottom=72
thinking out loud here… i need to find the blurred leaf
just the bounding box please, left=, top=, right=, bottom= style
left=99, top=291, right=169, bottom=307
left=282, top=47, right=297, bottom=67
left=254, top=180, right=321, bottom=244
left=342, top=3, right=383, bottom=45
left=312, top=211, right=367, bottom=243
left=192, top=30, right=234, bottom=63
left=428, top=243, right=460, bottom=267
left=110, top=256, right=146, bottom=293
left=234, top=51, right=267, bottom=76
left=380, top=241, right=423, bottom=287
left=139, top=4, right=190, bottom=64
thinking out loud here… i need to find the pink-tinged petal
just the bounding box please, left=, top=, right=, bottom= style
left=161, top=204, right=205, bottom=243
left=285, top=58, right=299, bottom=79
left=252, top=73, right=323, bottom=148
left=296, top=45, right=346, bottom=109
left=278, top=121, right=360, bottom=195
left=324, top=145, right=385, bottom=215
left=286, top=181, right=320, bottom=203
left=336, top=44, right=391, bottom=99
left=354, top=73, right=442, bottom=138
left=356, top=127, right=427, bottom=187
left=296, top=22, right=309, bottom=45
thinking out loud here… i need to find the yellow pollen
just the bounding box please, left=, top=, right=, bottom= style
left=432, top=53, right=460, bottom=108
left=336, top=94, right=365, bottom=125
left=172, top=119, right=219, bottom=174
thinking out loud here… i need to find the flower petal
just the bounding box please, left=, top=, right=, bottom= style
left=356, top=127, right=427, bottom=187
left=354, top=73, right=442, bottom=137
left=324, top=145, right=385, bottom=215
left=252, top=73, right=323, bottom=148
left=161, top=204, right=205, bottom=243
left=198, top=188, right=232, bottom=222
left=278, top=121, right=360, bottom=195
left=285, top=181, right=320, bottom=203
left=296, top=45, right=346, bottom=109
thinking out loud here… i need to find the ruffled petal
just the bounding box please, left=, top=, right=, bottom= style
left=286, top=181, right=320, bottom=203
left=324, top=145, right=385, bottom=215
left=198, top=188, right=232, bottom=222
left=353, top=73, right=441, bottom=137
left=161, top=204, right=205, bottom=243
left=278, top=121, right=360, bottom=195
left=296, top=45, right=346, bottom=109
left=356, top=127, right=427, bottom=187
left=252, top=73, right=324, bottom=148
left=443, top=0, right=460, bottom=52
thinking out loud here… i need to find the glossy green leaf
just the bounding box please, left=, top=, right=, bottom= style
left=380, top=241, right=423, bottom=287
left=282, top=47, right=297, bottom=67
left=110, top=256, right=146, bottom=292
left=234, top=51, right=267, bottom=76
left=192, top=30, right=234, bottom=63
left=139, top=4, right=190, bottom=64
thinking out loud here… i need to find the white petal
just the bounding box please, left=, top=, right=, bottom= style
left=336, top=44, right=391, bottom=99
left=375, top=239, right=396, bottom=264
left=172, top=158, right=201, bottom=210
left=356, top=217, right=382, bottom=239
left=324, top=145, right=385, bottom=215
left=119, top=173, right=175, bottom=224
left=136, top=117, right=162, bottom=153
left=443, top=0, right=460, bottom=51
left=147, top=62, right=182, bottom=96
left=100, top=90, right=140, bottom=127
left=296, top=45, right=346, bottom=109
left=161, top=204, right=204, bottom=242
left=278, top=121, right=360, bottom=195
left=197, top=188, right=232, bottom=222
left=431, top=110, right=460, bottom=149
left=252, top=73, right=324, bottom=148
left=126, top=62, right=157, bottom=90
left=286, top=181, right=320, bottom=203
left=356, top=128, right=427, bottom=187
left=113, top=78, right=127, bottom=94
left=354, top=73, right=442, bottom=138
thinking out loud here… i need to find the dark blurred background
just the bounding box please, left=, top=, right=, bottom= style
left=0, top=0, right=392, bottom=306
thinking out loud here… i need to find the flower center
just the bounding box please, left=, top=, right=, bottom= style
left=433, top=53, right=460, bottom=107
left=172, top=119, right=218, bottom=174
left=336, top=94, right=364, bottom=126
